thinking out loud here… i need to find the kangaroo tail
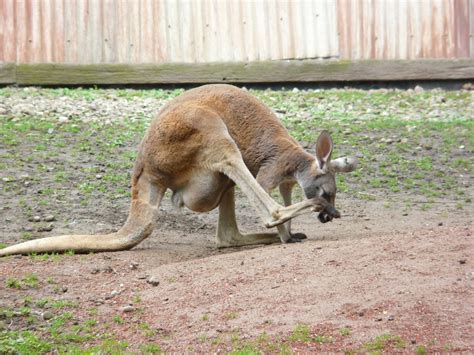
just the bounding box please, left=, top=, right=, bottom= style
left=0, top=171, right=164, bottom=257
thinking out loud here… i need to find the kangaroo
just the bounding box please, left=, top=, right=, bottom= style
left=0, top=84, right=357, bottom=257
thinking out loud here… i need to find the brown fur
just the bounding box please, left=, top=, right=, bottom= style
left=0, top=84, right=357, bottom=256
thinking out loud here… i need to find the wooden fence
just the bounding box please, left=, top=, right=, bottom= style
left=1, top=0, right=473, bottom=84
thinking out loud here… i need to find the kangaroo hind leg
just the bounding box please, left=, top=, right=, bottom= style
left=216, top=187, right=280, bottom=248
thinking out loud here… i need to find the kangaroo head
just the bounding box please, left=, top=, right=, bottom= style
left=298, top=130, right=358, bottom=223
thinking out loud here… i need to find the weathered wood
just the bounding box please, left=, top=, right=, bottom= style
left=0, top=63, right=15, bottom=84
left=11, top=59, right=474, bottom=85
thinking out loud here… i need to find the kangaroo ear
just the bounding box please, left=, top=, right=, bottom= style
left=330, top=156, right=359, bottom=173
left=315, top=130, right=333, bottom=169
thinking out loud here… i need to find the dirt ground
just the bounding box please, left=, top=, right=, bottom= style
left=1, top=191, right=473, bottom=352
left=0, top=86, right=473, bottom=352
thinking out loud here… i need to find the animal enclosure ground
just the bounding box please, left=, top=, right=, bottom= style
left=0, top=85, right=472, bottom=353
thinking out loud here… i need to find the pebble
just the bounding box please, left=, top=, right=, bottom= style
left=33, top=216, right=41, bottom=222
left=120, top=305, right=135, bottom=313
left=438, top=222, right=443, bottom=226
left=129, top=261, right=139, bottom=270
left=44, top=215, right=55, bottom=222
left=147, top=276, right=160, bottom=286
left=96, top=174, right=103, bottom=179
left=414, top=85, right=424, bottom=93
left=375, top=317, right=383, bottom=322
left=459, top=259, right=466, bottom=265
left=38, top=223, right=54, bottom=232
left=387, top=315, right=395, bottom=321
left=105, top=290, right=119, bottom=300
left=42, top=311, right=54, bottom=320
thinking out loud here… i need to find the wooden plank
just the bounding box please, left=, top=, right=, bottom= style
left=0, top=62, right=15, bottom=83
left=13, top=59, right=474, bottom=85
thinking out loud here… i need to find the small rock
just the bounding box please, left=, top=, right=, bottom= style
left=387, top=315, right=395, bottom=321
left=137, top=274, right=148, bottom=280
left=44, top=215, right=55, bottom=222
left=33, top=216, right=41, bottom=222
left=61, top=286, right=68, bottom=293
left=42, top=311, right=54, bottom=320
left=459, top=145, right=465, bottom=150
left=47, top=128, right=54, bottom=134
left=414, top=85, right=424, bottom=93
left=129, top=261, right=139, bottom=270
left=292, top=87, right=299, bottom=93
left=402, top=212, right=408, bottom=216
left=24, top=181, right=31, bottom=187
left=96, top=174, right=103, bottom=179
left=375, top=317, right=383, bottom=322
left=106, top=290, right=120, bottom=300
left=102, top=266, right=113, bottom=273
left=462, top=83, right=473, bottom=91
left=438, top=222, right=443, bottom=226
left=147, top=276, right=160, bottom=286
left=58, top=116, right=68, bottom=123
left=38, top=223, right=54, bottom=232
left=459, top=259, right=466, bottom=265
left=120, top=305, right=135, bottom=313
left=400, top=138, right=408, bottom=144
left=411, top=339, right=417, bottom=345
left=91, top=268, right=100, bottom=274
left=358, top=311, right=365, bottom=317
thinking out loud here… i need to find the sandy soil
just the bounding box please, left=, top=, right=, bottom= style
left=0, top=193, right=472, bottom=352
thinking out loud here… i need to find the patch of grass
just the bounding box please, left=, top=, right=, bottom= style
left=364, top=333, right=406, bottom=351
left=140, top=343, right=162, bottom=353
left=22, top=273, right=39, bottom=288
left=226, top=312, right=238, bottom=320
left=288, top=323, right=312, bottom=342
left=416, top=345, right=427, bottom=354
left=113, top=315, right=124, bottom=324
left=5, top=274, right=39, bottom=289
left=49, top=299, right=78, bottom=309
left=6, top=277, right=22, bottom=289
left=0, top=331, right=52, bottom=353
left=339, top=327, right=351, bottom=336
